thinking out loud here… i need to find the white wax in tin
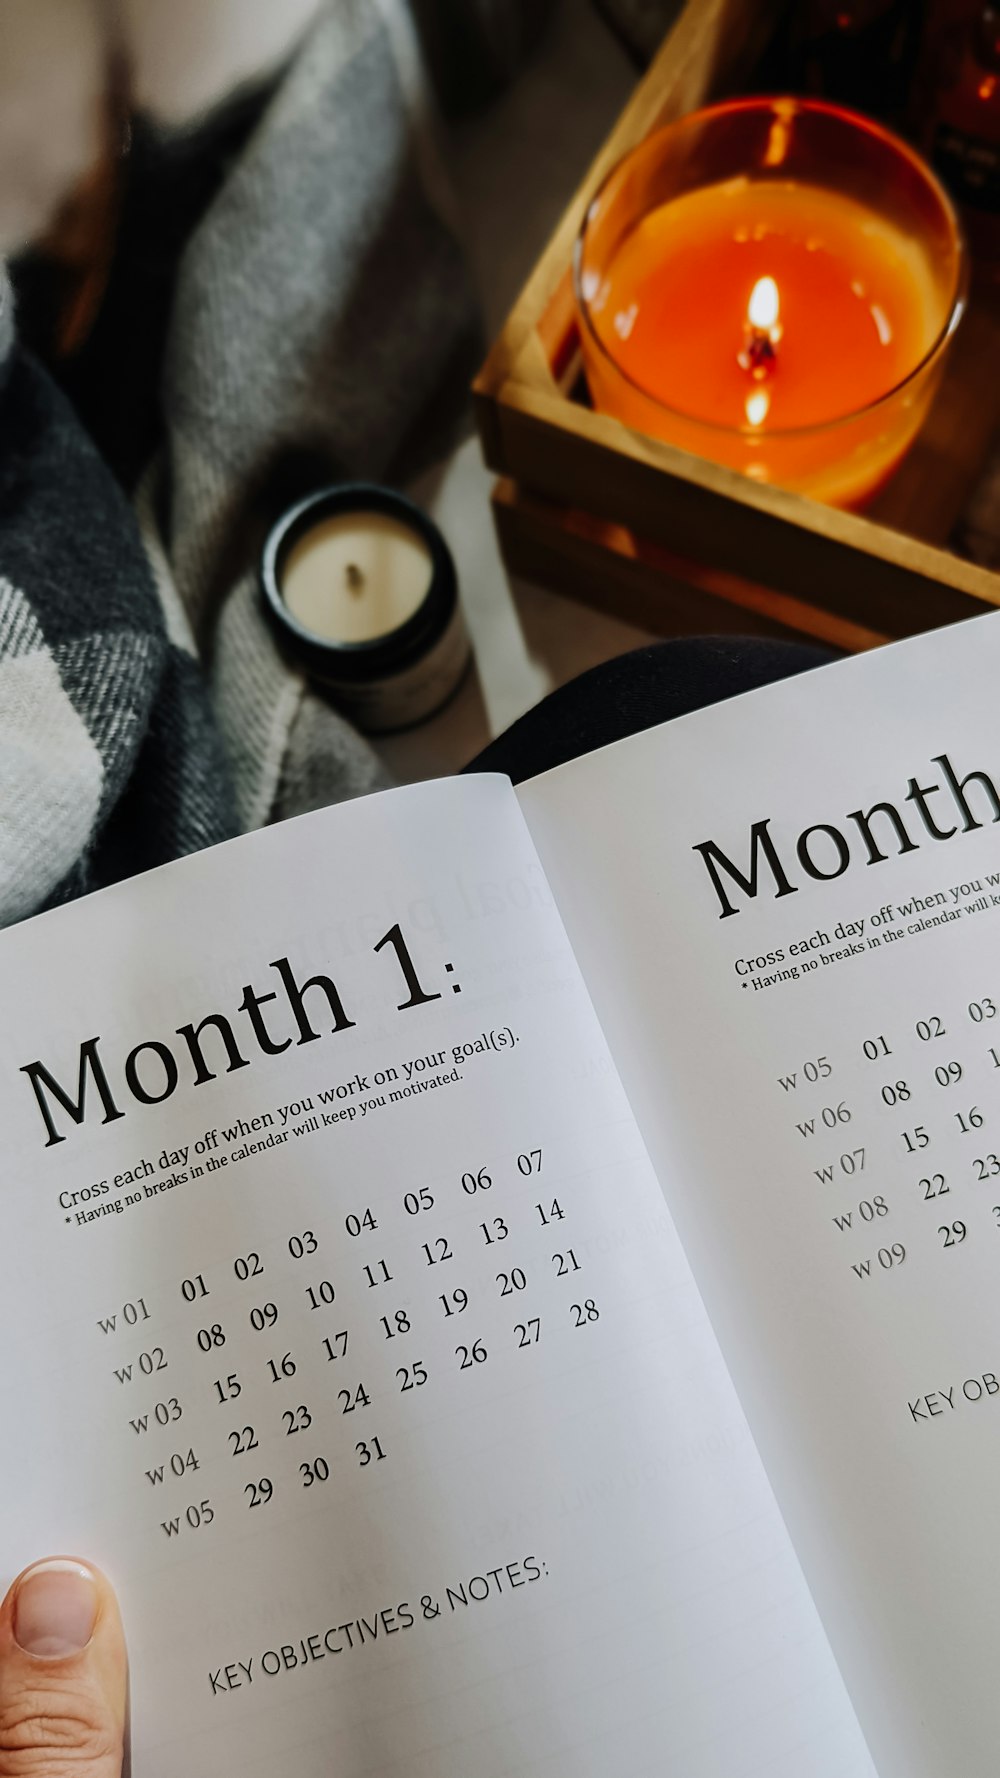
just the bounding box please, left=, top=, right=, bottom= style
left=281, top=511, right=434, bottom=644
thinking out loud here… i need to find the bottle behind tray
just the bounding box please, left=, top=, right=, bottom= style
left=921, top=3, right=1000, bottom=269
left=782, top=0, right=927, bottom=126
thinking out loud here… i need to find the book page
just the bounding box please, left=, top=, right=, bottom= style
left=0, top=774, right=873, bottom=1778
left=519, top=613, right=1000, bottom=1778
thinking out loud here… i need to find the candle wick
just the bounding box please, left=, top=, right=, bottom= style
left=741, top=276, right=781, bottom=379
left=739, top=327, right=778, bottom=379
left=345, top=563, right=365, bottom=591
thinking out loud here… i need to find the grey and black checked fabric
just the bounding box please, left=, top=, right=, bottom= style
left=0, top=272, right=234, bottom=921
left=156, top=0, right=472, bottom=831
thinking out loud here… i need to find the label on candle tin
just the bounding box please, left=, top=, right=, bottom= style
left=315, top=603, right=471, bottom=735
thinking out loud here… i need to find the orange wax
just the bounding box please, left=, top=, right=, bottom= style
left=588, top=178, right=935, bottom=434
left=579, top=173, right=957, bottom=506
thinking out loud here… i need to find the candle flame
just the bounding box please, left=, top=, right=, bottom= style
left=739, top=276, right=781, bottom=377
left=748, top=276, right=780, bottom=332
left=745, top=389, right=770, bottom=428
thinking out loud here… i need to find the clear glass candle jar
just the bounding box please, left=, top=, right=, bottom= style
left=574, top=97, right=968, bottom=508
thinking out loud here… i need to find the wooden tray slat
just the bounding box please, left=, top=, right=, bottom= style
left=491, top=383, right=1000, bottom=634
left=493, top=480, right=891, bottom=651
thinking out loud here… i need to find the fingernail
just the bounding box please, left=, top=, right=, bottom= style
left=14, top=1561, right=99, bottom=1658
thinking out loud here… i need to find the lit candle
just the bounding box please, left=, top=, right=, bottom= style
left=262, top=486, right=470, bottom=733
left=576, top=101, right=967, bottom=508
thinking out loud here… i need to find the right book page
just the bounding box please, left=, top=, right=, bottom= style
left=518, top=614, right=1000, bottom=1778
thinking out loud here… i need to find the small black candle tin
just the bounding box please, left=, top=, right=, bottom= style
left=261, top=484, right=470, bottom=734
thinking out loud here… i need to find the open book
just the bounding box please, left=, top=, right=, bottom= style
left=4, top=614, right=1000, bottom=1778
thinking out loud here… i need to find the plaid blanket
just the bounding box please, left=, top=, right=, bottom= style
left=0, top=0, right=545, bottom=923
left=0, top=266, right=234, bottom=921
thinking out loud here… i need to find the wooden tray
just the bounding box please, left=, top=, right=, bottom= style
left=473, top=0, right=1000, bottom=646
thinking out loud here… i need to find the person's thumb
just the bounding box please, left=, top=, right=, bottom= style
left=0, top=1558, right=126, bottom=1778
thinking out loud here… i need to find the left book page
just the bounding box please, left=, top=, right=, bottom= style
left=0, top=775, right=871, bottom=1778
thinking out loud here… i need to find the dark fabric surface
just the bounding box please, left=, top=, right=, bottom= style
left=465, top=635, right=838, bottom=783
left=0, top=343, right=235, bottom=921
